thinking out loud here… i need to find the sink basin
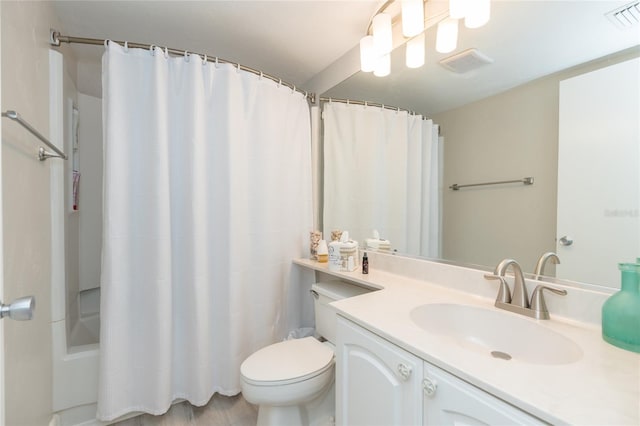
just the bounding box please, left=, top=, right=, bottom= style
left=410, top=303, right=583, bottom=365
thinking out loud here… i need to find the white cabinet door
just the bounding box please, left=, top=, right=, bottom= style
left=423, top=362, right=543, bottom=425
left=336, top=316, right=423, bottom=426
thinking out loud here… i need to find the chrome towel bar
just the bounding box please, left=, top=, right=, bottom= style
left=449, top=177, right=534, bottom=191
left=1, top=110, right=67, bottom=161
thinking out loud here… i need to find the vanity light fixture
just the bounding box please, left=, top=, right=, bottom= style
left=436, top=17, right=458, bottom=53
left=371, top=12, right=393, bottom=76
left=359, top=0, right=491, bottom=77
left=360, top=35, right=376, bottom=72
left=448, top=0, right=468, bottom=20
left=374, top=53, right=391, bottom=77
left=465, top=0, right=491, bottom=29
left=406, top=33, right=425, bottom=68
left=401, top=0, right=425, bottom=37
left=372, top=13, right=393, bottom=55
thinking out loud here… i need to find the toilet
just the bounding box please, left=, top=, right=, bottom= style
left=240, top=280, right=370, bottom=426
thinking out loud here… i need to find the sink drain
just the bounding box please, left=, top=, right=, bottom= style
left=491, top=350, right=512, bottom=360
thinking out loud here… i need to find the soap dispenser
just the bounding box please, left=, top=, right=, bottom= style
left=601, top=262, right=640, bottom=353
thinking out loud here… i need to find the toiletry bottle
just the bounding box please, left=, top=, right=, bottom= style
left=328, top=240, right=342, bottom=271
left=362, top=252, right=369, bottom=274
left=317, top=240, right=329, bottom=263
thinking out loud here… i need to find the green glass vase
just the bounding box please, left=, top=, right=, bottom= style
left=601, top=263, right=640, bottom=353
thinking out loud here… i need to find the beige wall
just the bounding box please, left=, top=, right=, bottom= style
left=433, top=47, right=640, bottom=274
left=1, top=1, right=71, bottom=424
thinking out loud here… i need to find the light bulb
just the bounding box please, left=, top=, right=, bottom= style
left=406, top=33, right=425, bottom=69
left=436, top=18, right=458, bottom=53
left=374, top=53, right=390, bottom=77
left=360, top=36, right=375, bottom=72
left=373, top=13, right=393, bottom=55
left=401, top=0, right=425, bottom=37
left=465, top=0, right=490, bottom=29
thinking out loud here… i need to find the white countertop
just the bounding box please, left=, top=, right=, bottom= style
left=294, top=258, right=640, bottom=425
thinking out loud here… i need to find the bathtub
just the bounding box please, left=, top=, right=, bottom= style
left=52, top=289, right=101, bottom=426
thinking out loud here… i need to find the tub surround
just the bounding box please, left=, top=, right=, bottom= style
left=294, top=252, right=640, bottom=425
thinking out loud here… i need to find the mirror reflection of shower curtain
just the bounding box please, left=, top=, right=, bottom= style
left=322, top=102, right=441, bottom=257
left=98, top=42, right=313, bottom=421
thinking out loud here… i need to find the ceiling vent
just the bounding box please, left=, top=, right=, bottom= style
left=439, top=48, right=494, bottom=74
left=606, top=1, right=640, bottom=29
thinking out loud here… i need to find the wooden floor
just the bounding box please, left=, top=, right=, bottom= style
left=113, top=394, right=258, bottom=426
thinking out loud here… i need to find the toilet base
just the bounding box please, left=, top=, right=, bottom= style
left=255, top=379, right=335, bottom=426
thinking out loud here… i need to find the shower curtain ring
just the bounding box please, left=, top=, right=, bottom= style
left=149, top=45, right=156, bottom=56
left=123, top=41, right=129, bottom=52
left=215, top=57, right=219, bottom=68
left=292, top=85, right=296, bottom=94
left=236, top=63, right=241, bottom=73
left=202, top=54, right=208, bottom=65
left=184, top=51, right=190, bottom=62
left=259, top=71, right=263, bottom=80
left=104, top=39, right=110, bottom=48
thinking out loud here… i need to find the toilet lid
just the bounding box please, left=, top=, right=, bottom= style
left=241, top=337, right=334, bottom=383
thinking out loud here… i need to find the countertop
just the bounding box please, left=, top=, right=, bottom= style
left=294, top=258, right=640, bottom=425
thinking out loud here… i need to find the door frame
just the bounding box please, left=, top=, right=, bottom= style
left=0, top=3, right=6, bottom=422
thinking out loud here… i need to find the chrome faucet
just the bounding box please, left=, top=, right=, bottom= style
left=534, top=252, right=560, bottom=279
left=494, top=258, right=529, bottom=308
left=485, top=258, right=567, bottom=320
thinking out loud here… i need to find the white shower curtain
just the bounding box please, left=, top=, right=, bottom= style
left=322, top=102, right=440, bottom=257
left=98, top=42, right=313, bottom=421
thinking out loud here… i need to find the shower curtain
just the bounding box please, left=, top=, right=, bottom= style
left=98, top=42, right=313, bottom=421
left=322, top=102, right=441, bottom=257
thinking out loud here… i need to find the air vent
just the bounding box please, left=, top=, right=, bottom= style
left=606, top=1, right=640, bottom=29
left=439, top=48, right=494, bottom=74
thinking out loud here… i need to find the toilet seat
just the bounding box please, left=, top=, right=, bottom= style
left=241, top=337, right=334, bottom=386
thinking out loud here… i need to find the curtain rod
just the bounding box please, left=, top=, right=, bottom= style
left=50, top=30, right=316, bottom=104
left=319, top=96, right=430, bottom=119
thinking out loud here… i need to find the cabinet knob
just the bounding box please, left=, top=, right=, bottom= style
left=423, top=377, right=438, bottom=397
left=397, top=363, right=412, bottom=381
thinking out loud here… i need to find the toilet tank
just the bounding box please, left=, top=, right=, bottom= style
left=312, top=280, right=371, bottom=343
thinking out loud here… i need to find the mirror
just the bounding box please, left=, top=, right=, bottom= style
left=321, top=1, right=640, bottom=289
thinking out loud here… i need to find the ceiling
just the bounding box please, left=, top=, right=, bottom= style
left=51, top=0, right=379, bottom=87
left=51, top=1, right=640, bottom=113
left=324, top=0, right=640, bottom=115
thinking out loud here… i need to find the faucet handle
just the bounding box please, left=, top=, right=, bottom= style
left=530, top=285, right=567, bottom=319
left=484, top=274, right=512, bottom=304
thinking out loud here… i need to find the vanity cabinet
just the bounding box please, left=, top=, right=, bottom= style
left=336, top=316, right=423, bottom=426
left=422, top=362, right=543, bottom=425
left=337, top=316, right=542, bottom=426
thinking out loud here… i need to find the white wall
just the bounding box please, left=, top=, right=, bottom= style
left=77, top=93, right=102, bottom=292
left=1, top=1, right=74, bottom=424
